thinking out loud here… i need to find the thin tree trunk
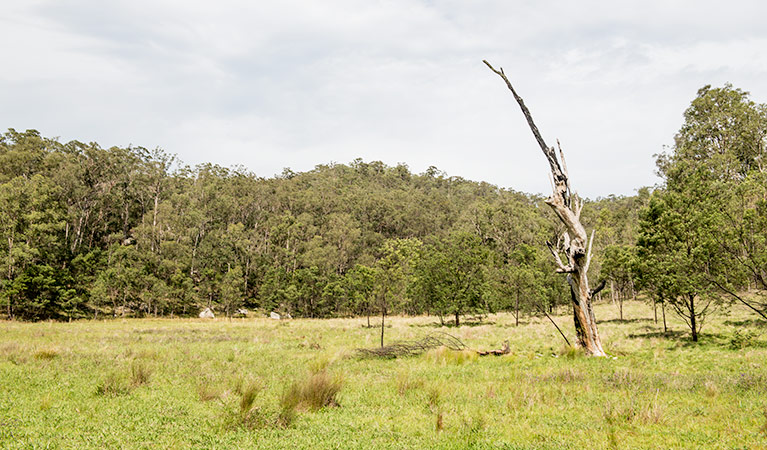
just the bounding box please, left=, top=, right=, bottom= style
left=515, top=287, right=520, bottom=327
left=619, top=295, right=623, bottom=321
left=689, top=295, right=698, bottom=342
left=662, top=301, right=667, bottom=333
left=653, top=300, right=657, bottom=324
left=455, top=311, right=460, bottom=327
left=380, top=306, right=385, bottom=348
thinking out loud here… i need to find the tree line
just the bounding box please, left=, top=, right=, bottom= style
left=2, top=83, right=765, bottom=342
left=0, top=128, right=639, bottom=322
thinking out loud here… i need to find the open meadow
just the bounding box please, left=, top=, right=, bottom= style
left=1, top=301, right=766, bottom=449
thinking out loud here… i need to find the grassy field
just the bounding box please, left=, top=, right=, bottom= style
left=1, top=301, right=766, bottom=449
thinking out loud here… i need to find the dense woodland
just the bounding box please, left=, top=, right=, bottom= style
left=1, top=84, right=766, bottom=340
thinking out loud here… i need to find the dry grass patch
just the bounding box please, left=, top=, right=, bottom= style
left=33, top=348, right=59, bottom=360
left=425, top=346, right=477, bottom=365
left=279, top=369, right=343, bottom=426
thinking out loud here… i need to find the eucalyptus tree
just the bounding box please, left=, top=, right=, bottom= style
left=410, top=232, right=491, bottom=326
left=374, top=238, right=422, bottom=346
left=638, top=84, right=767, bottom=337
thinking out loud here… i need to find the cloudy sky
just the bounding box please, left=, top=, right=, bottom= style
left=3, top=1, right=767, bottom=197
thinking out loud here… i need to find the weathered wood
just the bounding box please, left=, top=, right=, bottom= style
left=483, top=60, right=607, bottom=356
left=476, top=340, right=510, bottom=356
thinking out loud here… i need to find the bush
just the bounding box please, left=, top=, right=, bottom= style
left=730, top=328, right=761, bottom=350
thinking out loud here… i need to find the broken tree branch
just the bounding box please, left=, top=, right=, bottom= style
left=547, top=240, right=574, bottom=273
left=584, top=229, right=596, bottom=273
left=590, top=279, right=607, bottom=298
left=537, top=305, right=571, bottom=347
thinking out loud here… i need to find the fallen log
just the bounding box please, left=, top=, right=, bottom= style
left=476, top=340, right=510, bottom=356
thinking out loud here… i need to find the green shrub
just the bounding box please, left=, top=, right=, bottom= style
left=730, top=328, right=760, bottom=349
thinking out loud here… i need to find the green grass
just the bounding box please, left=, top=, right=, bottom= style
left=1, top=301, right=766, bottom=449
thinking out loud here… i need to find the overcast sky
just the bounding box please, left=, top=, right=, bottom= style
left=3, top=1, right=767, bottom=197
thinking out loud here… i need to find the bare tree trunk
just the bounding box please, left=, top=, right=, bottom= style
left=380, top=305, right=386, bottom=348
left=662, top=301, right=667, bottom=333
left=484, top=60, right=606, bottom=356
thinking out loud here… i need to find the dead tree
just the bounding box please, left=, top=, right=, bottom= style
left=484, top=60, right=607, bottom=356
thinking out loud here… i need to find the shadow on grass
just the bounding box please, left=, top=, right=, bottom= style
left=409, top=320, right=496, bottom=328
left=598, top=318, right=655, bottom=324
left=627, top=329, right=688, bottom=340
left=724, top=319, right=767, bottom=328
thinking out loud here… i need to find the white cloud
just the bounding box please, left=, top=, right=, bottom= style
left=2, top=0, right=767, bottom=197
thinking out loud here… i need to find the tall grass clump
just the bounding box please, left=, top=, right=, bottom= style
left=396, top=370, right=424, bottom=396
left=279, top=369, right=343, bottom=426
left=559, top=345, right=586, bottom=359
left=95, top=372, right=131, bottom=397
left=33, top=348, right=59, bottom=360
left=130, top=360, right=152, bottom=386
left=237, top=380, right=267, bottom=428
left=425, top=346, right=477, bottom=365
left=197, top=378, right=224, bottom=402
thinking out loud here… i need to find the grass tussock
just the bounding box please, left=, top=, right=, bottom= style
left=237, top=380, right=268, bottom=428
left=220, top=378, right=268, bottom=430
left=95, top=372, right=132, bottom=397
left=703, top=380, right=719, bottom=397
left=279, top=369, right=343, bottom=426
left=558, top=345, right=586, bottom=359
left=33, top=348, right=59, bottom=360
left=197, top=378, right=225, bottom=402
left=603, top=390, right=665, bottom=427
left=95, top=361, right=151, bottom=396
left=130, top=361, right=152, bottom=386
left=425, top=346, right=477, bottom=365
left=396, top=370, right=424, bottom=396
left=542, top=368, right=584, bottom=384
left=605, top=368, right=646, bottom=390
left=239, top=380, right=261, bottom=415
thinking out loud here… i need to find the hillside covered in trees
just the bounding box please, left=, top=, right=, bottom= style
left=2, top=84, right=765, bottom=339
left=0, top=129, right=641, bottom=322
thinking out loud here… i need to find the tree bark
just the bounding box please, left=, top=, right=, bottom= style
left=689, top=294, right=698, bottom=342
left=484, top=60, right=606, bottom=356
left=380, top=305, right=386, bottom=348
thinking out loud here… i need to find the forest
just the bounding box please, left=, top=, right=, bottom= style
left=1, top=84, right=766, bottom=342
